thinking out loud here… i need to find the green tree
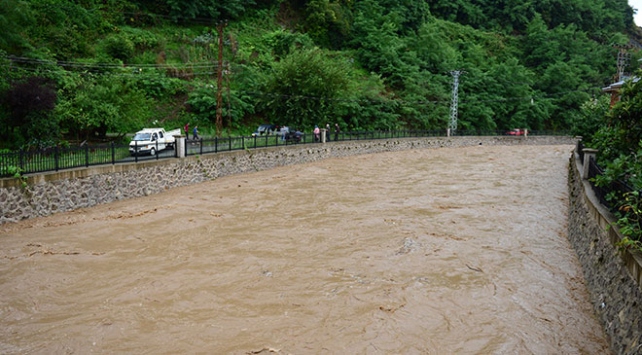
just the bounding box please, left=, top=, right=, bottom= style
left=160, top=0, right=255, bottom=22
left=302, top=0, right=351, bottom=49
left=55, top=74, right=151, bottom=140
left=263, top=29, right=314, bottom=59
left=586, top=76, right=642, bottom=249
left=2, top=76, right=58, bottom=148
left=413, top=21, right=460, bottom=73
left=23, top=0, right=105, bottom=60
left=570, top=95, right=610, bottom=142
left=261, top=49, right=351, bottom=129
left=519, top=16, right=613, bottom=130
left=0, top=0, right=35, bottom=54
left=350, top=0, right=416, bottom=90
left=598, top=75, right=642, bottom=160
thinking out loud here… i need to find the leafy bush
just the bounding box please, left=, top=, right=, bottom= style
left=263, top=30, right=314, bottom=59
left=120, top=27, right=159, bottom=51
left=613, top=190, right=642, bottom=252
left=133, top=71, right=187, bottom=98
left=1, top=76, right=59, bottom=148
left=589, top=74, right=642, bottom=251
left=261, top=48, right=352, bottom=128
left=103, top=34, right=135, bottom=62
left=55, top=74, right=152, bottom=140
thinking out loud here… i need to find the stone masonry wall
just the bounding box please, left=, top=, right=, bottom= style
left=1, top=135, right=574, bottom=224
left=568, top=150, right=642, bottom=354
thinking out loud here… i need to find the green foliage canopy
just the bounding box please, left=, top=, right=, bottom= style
left=0, top=0, right=637, bottom=148
left=262, top=49, right=352, bottom=128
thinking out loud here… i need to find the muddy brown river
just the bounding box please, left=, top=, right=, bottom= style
left=0, top=144, right=609, bottom=354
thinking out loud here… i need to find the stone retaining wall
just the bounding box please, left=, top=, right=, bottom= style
left=568, top=149, right=642, bottom=354
left=0, top=135, right=573, bottom=224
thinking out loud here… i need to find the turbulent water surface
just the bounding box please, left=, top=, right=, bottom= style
left=0, top=144, right=609, bottom=354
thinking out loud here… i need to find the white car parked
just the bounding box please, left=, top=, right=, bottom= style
left=129, top=128, right=181, bottom=156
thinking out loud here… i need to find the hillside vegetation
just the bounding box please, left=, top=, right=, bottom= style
left=0, top=0, right=639, bottom=149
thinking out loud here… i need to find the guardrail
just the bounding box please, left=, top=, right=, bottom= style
left=182, top=129, right=452, bottom=156
left=577, top=140, right=633, bottom=211
left=0, top=129, right=565, bottom=178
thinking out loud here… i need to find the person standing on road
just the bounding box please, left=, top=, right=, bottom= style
left=325, top=123, right=330, bottom=142
left=334, top=123, right=340, bottom=141
left=184, top=123, right=190, bottom=140
left=314, top=125, right=320, bottom=142
left=192, top=126, right=199, bottom=140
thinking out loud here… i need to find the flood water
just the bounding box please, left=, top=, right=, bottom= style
left=0, top=144, right=609, bottom=354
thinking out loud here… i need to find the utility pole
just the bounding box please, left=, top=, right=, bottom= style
left=226, top=61, right=232, bottom=128
left=215, top=21, right=227, bottom=137
left=449, top=70, right=463, bottom=135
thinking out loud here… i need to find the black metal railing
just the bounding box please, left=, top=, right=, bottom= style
left=587, top=156, right=610, bottom=208
left=578, top=140, right=634, bottom=211
left=1, top=129, right=569, bottom=177
left=0, top=140, right=178, bottom=177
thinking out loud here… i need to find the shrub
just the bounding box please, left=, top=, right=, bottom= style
left=103, top=35, right=135, bottom=62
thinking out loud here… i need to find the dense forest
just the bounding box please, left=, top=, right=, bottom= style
left=0, top=0, right=640, bottom=149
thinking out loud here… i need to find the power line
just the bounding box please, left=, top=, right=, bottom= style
left=5, top=55, right=225, bottom=70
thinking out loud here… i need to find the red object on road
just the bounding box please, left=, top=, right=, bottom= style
left=506, top=128, right=525, bottom=136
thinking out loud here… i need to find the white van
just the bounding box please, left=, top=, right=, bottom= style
left=129, top=128, right=181, bottom=155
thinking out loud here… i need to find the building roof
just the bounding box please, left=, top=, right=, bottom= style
left=602, top=76, right=639, bottom=92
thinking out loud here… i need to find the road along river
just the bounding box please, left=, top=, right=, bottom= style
left=0, top=144, right=609, bottom=354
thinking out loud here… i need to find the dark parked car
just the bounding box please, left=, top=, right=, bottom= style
left=252, top=124, right=276, bottom=137
left=285, top=130, right=303, bottom=143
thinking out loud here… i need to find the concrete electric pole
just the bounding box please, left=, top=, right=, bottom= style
left=215, top=21, right=227, bottom=137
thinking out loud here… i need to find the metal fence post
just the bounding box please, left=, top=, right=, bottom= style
left=85, top=144, right=89, bottom=167
left=19, top=149, right=24, bottom=172
left=55, top=146, right=59, bottom=171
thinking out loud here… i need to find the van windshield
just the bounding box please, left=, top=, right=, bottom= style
left=133, top=133, right=152, bottom=141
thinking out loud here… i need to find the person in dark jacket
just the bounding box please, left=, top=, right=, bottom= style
left=334, top=123, right=340, bottom=141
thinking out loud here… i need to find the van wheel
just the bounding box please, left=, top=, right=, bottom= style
left=150, top=147, right=156, bottom=156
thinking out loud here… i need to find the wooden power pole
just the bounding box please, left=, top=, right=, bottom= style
left=215, top=22, right=226, bottom=137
